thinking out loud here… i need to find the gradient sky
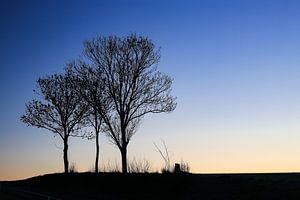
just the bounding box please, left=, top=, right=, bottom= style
left=1, top=0, right=300, bottom=180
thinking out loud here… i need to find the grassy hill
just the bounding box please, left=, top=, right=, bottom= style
left=1, top=172, right=300, bottom=199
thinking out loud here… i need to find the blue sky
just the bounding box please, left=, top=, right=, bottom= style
left=1, top=0, right=300, bottom=180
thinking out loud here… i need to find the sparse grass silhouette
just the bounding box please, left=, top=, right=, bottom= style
left=128, top=158, right=152, bottom=173
left=180, top=160, right=191, bottom=173
left=69, top=163, right=78, bottom=173
left=100, top=160, right=121, bottom=173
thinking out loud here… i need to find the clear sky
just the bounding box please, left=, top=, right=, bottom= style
left=1, top=0, right=300, bottom=180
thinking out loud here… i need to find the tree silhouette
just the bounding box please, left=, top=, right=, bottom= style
left=72, top=62, right=111, bottom=173
left=84, top=34, right=177, bottom=173
left=21, top=67, right=88, bottom=173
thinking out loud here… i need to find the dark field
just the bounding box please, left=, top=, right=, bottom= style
left=2, top=172, right=300, bottom=199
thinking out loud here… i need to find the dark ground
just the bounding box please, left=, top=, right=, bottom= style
left=2, top=172, right=300, bottom=199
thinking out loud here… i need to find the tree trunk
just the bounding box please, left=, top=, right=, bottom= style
left=121, top=147, right=127, bottom=173
left=95, top=132, right=99, bottom=173
left=63, top=138, right=69, bottom=173
left=120, top=112, right=127, bottom=173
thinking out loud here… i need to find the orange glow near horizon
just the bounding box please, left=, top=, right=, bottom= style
left=2, top=125, right=300, bottom=181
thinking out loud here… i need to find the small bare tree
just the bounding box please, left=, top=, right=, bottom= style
left=154, top=140, right=172, bottom=173
left=84, top=34, right=177, bottom=173
left=21, top=67, right=88, bottom=173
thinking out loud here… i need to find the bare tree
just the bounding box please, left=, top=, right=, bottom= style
left=72, top=62, right=111, bottom=173
left=83, top=34, right=177, bottom=173
left=21, top=67, right=88, bottom=173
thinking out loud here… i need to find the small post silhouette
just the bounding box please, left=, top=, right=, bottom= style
left=174, top=163, right=181, bottom=173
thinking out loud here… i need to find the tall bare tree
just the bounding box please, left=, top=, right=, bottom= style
left=84, top=34, right=177, bottom=173
left=72, top=62, right=111, bottom=173
left=21, top=67, right=88, bottom=173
